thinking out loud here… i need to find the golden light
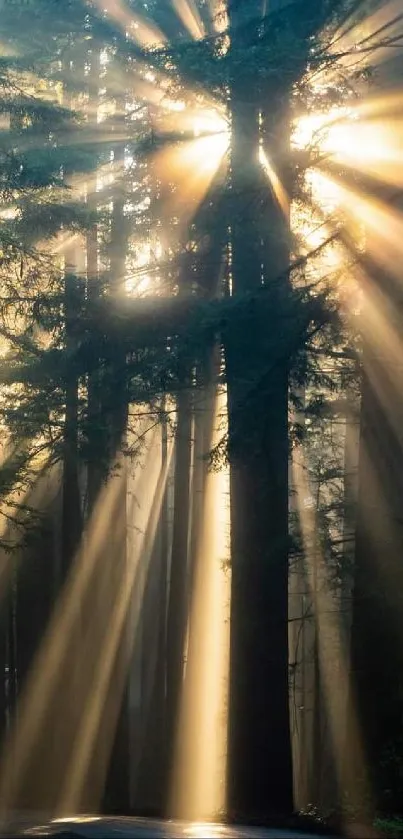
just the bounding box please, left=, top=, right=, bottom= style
left=189, top=132, right=228, bottom=173
left=151, top=126, right=228, bottom=235
left=293, top=107, right=357, bottom=156
left=169, top=382, right=230, bottom=821
left=353, top=91, right=403, bottom=120
left=0, top=471, right=122, bottom=815
left=184, top=824, right=231, bottom=838
left=53, top=817, right=102, bottom=824
left=307, top=169, right=344, bottom=212
left=320, top=180, right=403, bottom=284
left=291, top=451, right=372, bottom=824
left=156, top=102, right=228, bottom=140
left=92, top=0, right=166, bottom=48
left=294, top=102, right=403, bottom=188
left=51, top=232, right=80, bottom=256
left=164, top=99, right=186, bottom=113
left=212, top=0, right=228, bottom=34
left=192, top=111, right=227, bottom=137
left=126, top=242, right=155, bottom=295
left=327, top=120, right=390, bottom=166
left=0, top=422, right=172, bottom=817
left=171, top=0, right=206, bottom=41
left=287, top=51, right=403, bottom=817
left=258, top=146, right=289, bottom=216
left=351, top=262, right=403, bottom=453
left=57, top=436, right=173, bottom=815
left=0, top=207, right=16, bottom=220
left=329, top=0, right=403, bottom=70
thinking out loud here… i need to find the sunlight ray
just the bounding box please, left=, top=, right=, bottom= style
left=169, top=381, right=230, bottom=821
left=92, top=0, right=167, bottom=47
left=0, top=415, right=173, bottom=816
left=259, top=146, right=289, bottom=217
left=325, top=183, right=403, bottom=279
left=352, top=268, right=403, bottom=455
left=151, top=132, right=228, bottom=235
left=51, top=232, right=80, bottom=256
left=329, top=0, right=403, bottom=70
left=171, top=0, right=206, bottom=40
left=353, top=91, right=403, bottom=119
left=57, top=439, right=174, bottom=815
left=313, top=114, right=403, bottom=187
left=292, top=452, right=371, bottom=827
left=0, top=468, right=124, bottom=815
left=151, top=104, right=228, bottom=141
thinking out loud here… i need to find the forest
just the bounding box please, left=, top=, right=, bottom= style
left=0, top=0, right=402, bottom=835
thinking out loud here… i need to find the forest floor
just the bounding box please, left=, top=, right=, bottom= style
left=374, top=818, right=403, bottom=838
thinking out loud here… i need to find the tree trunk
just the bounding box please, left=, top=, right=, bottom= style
left=60, top=51, right=84, bottom=583
left=165, top=387, right=192, bottom=806
left=134, top=410, right=169, bottom=815
left=85, top=43, right=104, bottom=515
left=225, top=2, right=293, bottom=817
left=62, top=264, right=83, bottom=581
left=102, top=135, right=131, bottom=813
left=349, top=334, right=403, bottom=815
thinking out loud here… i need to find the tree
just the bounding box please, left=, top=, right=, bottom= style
left=348, top=257, right=403, bottom=816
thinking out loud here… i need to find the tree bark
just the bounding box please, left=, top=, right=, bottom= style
left=102, top=134, right=131, bottom=813
left=349, top=335, right=403, bottom=815
left=85, top=43, right=104, bottom=515
left=165, top=386, right=192, bottom=806
left=61, top=264, right=83, bottom=581
left=225, top=1, right=293, bottom=817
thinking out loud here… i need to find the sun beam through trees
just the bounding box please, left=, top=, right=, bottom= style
left=0, top=0, right=402, bottom=834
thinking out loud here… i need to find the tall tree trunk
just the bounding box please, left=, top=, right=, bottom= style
left=312, top=514, right=322, bottom=808
left=134, top=409, right=169, bottom=815
left=337, top=395, right=359, bottom=807
left=348, top=329, right=403, bottom=816
left=60, top=49, right=85, bottom=583
left=165, top=386, right=192, bottom=804
left=289, top=390, right=313, bottom=809
left=62, top=262, right=83, bottom=580
left=0, top=491, right=24, bottom=762
left=102, top=135, right=131, bottom=813
left=225, top=1, right=293, bottom=817
left=85, top=43, right=104, bottom=515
